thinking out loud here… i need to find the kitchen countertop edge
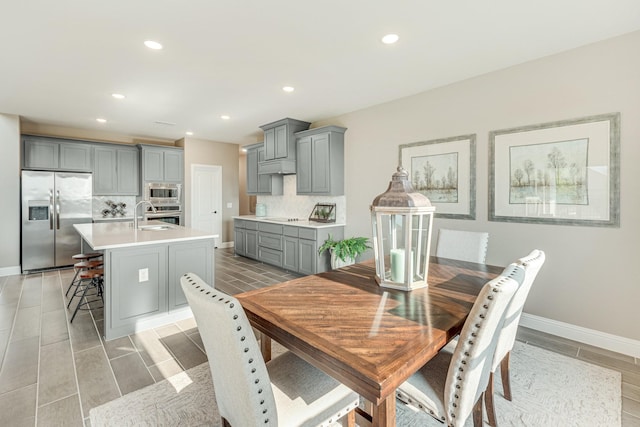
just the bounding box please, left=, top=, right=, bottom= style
left=233, top=215, right=345, bottom=229
left=75, top=222, right=218, bottom=250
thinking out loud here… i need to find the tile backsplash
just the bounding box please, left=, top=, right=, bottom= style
left=92, top=196, right=137, bottom=218
left=257, top=175, right=346, bottom=223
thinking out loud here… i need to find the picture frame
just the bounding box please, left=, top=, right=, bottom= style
left=489, top=113, right=620, bottom=227
left=399, top=134, right=476, bottom=220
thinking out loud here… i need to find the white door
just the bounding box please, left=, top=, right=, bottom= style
left=191, top=164, right=222, bottom=247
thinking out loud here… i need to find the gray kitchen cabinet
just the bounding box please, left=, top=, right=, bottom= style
left=234, top=218, right=344, bottom=274
left=168, top=240, right=213, bottom=310
left=109, top=245, right=168, bottom=329
left=258, top=118, right=310, bottom=174
left=139, top=144, right=184, bottom=183
left=245, top=142, right=283, bottom=195
left=93, top=144, right=139, bottom=195
left=23, top=135, right=92, bottom=171
left=295, top=126, right=346, bottom=196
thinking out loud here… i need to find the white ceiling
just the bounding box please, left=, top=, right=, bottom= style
left=2, top=1, right=639, bottom=144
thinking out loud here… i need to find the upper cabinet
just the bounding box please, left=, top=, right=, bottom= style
left=139, top=144, right=184, bottom=183
left=258, top=118, right=310, bottom=175
left=23, top=135, right=92, bottom=172
left=93, top=144, right=139, bottom=195
left=245, top=143, right=283, bottom=195
left=295, top=126, right=346, bottom=196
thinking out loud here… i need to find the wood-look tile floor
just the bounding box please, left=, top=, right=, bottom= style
left=0, top=248, right=638, bottom=426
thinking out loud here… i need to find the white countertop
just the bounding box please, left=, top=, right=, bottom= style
left=75, top=221, right=218, bottom=250
left=234, top=215, right=345, bottom=229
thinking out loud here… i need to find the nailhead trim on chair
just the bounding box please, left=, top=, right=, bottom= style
left=183, top=273, right=272, bottom=425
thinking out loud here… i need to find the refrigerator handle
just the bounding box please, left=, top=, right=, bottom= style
left=56, top=190, right=61, bottom=230
left=49, top=190, right=54, bottom=230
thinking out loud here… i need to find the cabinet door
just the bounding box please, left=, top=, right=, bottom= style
left=93, top=146, right=117, bottom=195
left=24, top=138, right=59, bottom=169
left=168, top=240, right=213, bottom=311
left=246, top=148, right=259, bottom=194
left=283, top=236, right=299, bottom=272
left=59, top=142, right=92, bottom=171
left=109, top=245, right=168, bottom=329
left=296, top=136, right=312, bottom=193
left=117, top=148, right=139, bottom=195
left=164, top=150, right=183, bottom=182
left=143, top=149, right=164, bottom=181
left=264, top=128, right=275, bottom=160
left=311, top=133, right=331, bottom=193
left=274, top=124, right=288, bottom=159
left=298, top=239, right=317, bottom=276
left=234, top=228, right=246, bottom=256
left=256, top=147, right=272, bottom=194
left=245, top=230, right=258, bottom=259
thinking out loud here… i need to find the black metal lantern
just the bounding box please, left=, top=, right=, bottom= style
left=370, top=167, right=435, bottom=291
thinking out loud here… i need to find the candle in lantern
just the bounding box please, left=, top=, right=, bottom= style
left=390, top=249, right=405, bottom=282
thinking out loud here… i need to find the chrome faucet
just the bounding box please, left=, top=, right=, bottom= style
left=134, top=200, right=157, bottom=230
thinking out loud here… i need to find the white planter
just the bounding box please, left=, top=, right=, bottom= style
left=331, top=251, right=355, bottom=269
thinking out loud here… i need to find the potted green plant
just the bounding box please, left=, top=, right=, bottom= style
left=318, top=234, right=371, bottom=269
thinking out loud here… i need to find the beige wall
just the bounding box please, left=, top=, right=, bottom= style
left=314, top=31, right=640, bottom=342
left=0, top=114, right=21, bottom=271
left=180, top=137, right=240, bottom=244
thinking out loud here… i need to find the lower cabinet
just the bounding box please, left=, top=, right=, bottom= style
left=234, top=218, right=344, bottom=274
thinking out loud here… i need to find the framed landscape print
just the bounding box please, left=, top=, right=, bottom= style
left=489, top=113, right=620, bottom=227
left=399, top=134, right=476, bottom=220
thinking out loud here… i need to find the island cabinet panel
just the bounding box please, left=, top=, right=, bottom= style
left=109, top=245, right=168, bottom=330
left=168, top=241, right=213, bottom=310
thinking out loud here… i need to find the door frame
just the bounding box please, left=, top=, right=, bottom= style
left=190, top=164, right=223, bottom=247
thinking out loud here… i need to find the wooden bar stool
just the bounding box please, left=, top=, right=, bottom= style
left=65, top=253, right=103, bottom=298
left=69, top=268, right=104, bottom=323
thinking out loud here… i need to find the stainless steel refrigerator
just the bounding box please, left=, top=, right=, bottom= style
left=21, top=171, right=93, bottom=272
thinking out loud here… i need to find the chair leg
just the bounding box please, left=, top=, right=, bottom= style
left=500, top=352, right=512, bottom=401
left=346, top=409, right=356, bottom=427
left=473, top=393, right=484, bottom=427
left=65, top=268, right=81, bottom=296
left=70, top=279, right=91, bottom=323
left=486, top=372, right=498, bottom=427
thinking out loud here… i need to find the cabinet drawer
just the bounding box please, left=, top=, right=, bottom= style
left=258, top=232, right=283, bottom=251
left=299, top=228, right=317, bottom=241
left=258, top=222, right=283, bottom=234
left=234, top=219, right=246, bottom=229
left=283, top=225, right=299, bottom=237
left=245, top=221, right=258, bottom=231
left=258, top=246, right=283, bottom=267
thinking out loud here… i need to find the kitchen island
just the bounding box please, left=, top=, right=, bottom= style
left=74, top=221, right=217, bottom=340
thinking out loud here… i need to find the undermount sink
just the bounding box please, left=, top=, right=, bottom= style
left=138, top=224, right=174, bottom=231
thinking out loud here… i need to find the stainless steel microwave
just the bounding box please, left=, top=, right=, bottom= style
left=144, top=183, right=182, bottom=205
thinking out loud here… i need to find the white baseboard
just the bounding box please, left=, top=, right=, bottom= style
left=0, top=265, right=21, bottom=277
left=520, top=313, right=640, bottom=358
left=217, top=241, right=234, bottom=249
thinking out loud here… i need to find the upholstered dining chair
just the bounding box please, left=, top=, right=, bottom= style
left=180, top=273, right=359, bottom=427
left=484, top=249, right=546, bottom=427
left=435, top=228, right=490, bottom=264
left=396, top=263, right=523, bottom=426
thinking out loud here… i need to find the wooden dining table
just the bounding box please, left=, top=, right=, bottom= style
left=236, top=257, right=502, bottom=427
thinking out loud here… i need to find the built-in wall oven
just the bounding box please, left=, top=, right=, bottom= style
left=144, top=182, right=182, bottom=225
left=144, top=205, right=182, bottom=225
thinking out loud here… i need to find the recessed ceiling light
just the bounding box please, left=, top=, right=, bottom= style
left=111, top=93, right=125, bottom=99
left=186, top=131, right=194, bottom=136
left=282, top=86, right=295, bottom=93
left=220, top=115, right=230, bottom=120
left=96, top=118, right=107, bottom=123
left=381, top=34, right=399, bottom=44
left=144, top=40, right=163, bottom=50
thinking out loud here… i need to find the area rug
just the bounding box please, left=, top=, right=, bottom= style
left=90, top=341, right=621, bottom=426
